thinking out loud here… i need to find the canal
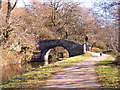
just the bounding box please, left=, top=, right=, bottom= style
left=1, top=62, right=43, bottom=83
left=1, top=46, right=69, bottom=84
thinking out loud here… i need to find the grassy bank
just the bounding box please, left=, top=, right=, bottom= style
left=96, top=56, right=120, bottom=88
left=1, top=53, right=91, bottom=88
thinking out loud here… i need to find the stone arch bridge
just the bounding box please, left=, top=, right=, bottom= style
left=36, top=39, right=84, bottom=63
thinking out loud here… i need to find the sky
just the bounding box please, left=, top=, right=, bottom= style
left=12, top=0, right=30, bottom=7
left=13, top=0, right=94, bottom=8
left=12, top=0, right=119, bottom=8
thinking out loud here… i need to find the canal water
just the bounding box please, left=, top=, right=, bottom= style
left=0, top=47, right=68, bottom=84
left=0, top=62, right=44, bottom=83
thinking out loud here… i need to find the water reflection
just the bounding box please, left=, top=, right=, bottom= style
left=1, top=62, right=43, bottom=83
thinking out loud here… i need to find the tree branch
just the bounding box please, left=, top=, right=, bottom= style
left=12, top=0, right=18, bottom=10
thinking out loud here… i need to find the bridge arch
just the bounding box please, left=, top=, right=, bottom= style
left=37, top=39, right=84, bottom=63
left=44, top=46, right=69, bottom=64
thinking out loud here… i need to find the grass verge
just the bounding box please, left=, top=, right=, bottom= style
left=96, top=56, right=120, bottom=88
left=1, top=52, right=91, bottom=88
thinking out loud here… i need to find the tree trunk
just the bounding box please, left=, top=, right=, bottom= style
left=0, top=0, right=2, bottom=9
left=91, top=41, right=97, bottom=52
left=116, top=4, right=120, bottom=65
left=6, top=0, right=18, bottom=24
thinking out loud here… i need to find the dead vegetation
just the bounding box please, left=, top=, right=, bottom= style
left=0, top=0, right=119, bottom=65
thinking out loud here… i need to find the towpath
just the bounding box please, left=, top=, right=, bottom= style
left=43, top=52, right=109, bottom=89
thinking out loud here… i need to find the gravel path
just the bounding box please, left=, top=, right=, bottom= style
left=43, top=52, right=109, bottom=89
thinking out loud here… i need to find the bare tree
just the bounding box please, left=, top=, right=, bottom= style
left=94, top=1, right=120, bottom=63
left=6, top=0, right=18, bottom=24
left=44, top=0, right=82, bottom=39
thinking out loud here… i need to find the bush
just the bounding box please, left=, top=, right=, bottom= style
left=92, top=47, right=101, bottom=53
left=21, top=52, right=33, bottom=63
left=114, top=55, right=120, bottom=65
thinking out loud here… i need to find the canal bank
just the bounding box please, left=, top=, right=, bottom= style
left=0, top=47, right=36, bottom=83
left=1, top=62, right=44, bottom=83
left=1, top=53, right=91, bottom=88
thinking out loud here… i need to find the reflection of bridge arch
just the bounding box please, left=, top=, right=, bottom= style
left=37, top=39, right=84, bottom=62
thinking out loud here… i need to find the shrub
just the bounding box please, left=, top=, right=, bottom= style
left=92, top=47, right=101, bottom=53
